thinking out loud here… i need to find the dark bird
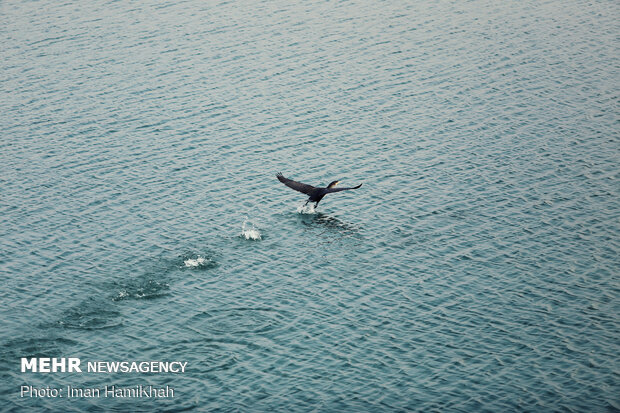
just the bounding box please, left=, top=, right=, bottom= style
left=276, top=173, right=362, bottom=209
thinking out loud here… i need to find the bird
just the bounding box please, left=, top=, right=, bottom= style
left=276, top=172, right=362, bottom=209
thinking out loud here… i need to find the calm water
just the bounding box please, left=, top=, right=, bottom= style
left=1, top=0, right=619, bottom=411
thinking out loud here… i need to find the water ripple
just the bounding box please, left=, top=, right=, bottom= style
left=1, top=0, right=618, bottom=411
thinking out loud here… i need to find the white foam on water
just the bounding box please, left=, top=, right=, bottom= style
left=116, top=290, right=129, bottom=300
left=297, top=204, right=316, bottom=214
left=184, top=256, right=208, bottom=267
left=241, top=218, right=262, bottom=240
left=242, top=228, right=262, bottom=240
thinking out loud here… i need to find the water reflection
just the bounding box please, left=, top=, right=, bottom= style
left=298, top=212, right=363, bottom=244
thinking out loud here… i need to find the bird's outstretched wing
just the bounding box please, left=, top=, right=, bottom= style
left=324, top=183, right=363, bottom=193
left=276, top=173, right=316, bottom=195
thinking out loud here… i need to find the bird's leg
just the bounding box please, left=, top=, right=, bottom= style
left=314, top=202, right=319, bottom=209
left=304, top=200, right=310, bottom=206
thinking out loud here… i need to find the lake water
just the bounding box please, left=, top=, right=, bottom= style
left=1, top=0, right=618, bottom=411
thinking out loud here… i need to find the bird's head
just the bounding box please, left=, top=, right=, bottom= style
left=327, top=180, right=341, bottom=188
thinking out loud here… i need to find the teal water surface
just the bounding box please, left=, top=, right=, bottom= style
left=1, top=0, right=619, bottom=411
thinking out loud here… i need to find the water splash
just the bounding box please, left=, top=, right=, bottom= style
left=184, top=256, right=209, bottom=267
left=115, top=290, right=129, bottom=300
left=297, top=204, right=316, bottom=214
left=241, top=218, right=262, bottom=240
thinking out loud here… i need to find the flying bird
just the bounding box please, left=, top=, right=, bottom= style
left=276, top=172, right=362, bottom=208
